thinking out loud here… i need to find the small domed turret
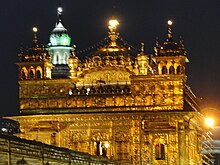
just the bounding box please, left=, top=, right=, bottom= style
left=47, top=6, right=74, bottom=78
left=85, top=18, right=137, bottom=70
left=49, top=7, right=71, bottom=47
left=154, top=20, right=188, bottom=76
left=49, top=21, right=71, bottom=46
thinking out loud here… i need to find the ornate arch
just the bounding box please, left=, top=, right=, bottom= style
left=154, top=138, right=166, bottom=160
left=169, top=65, right=175, bottom=74
left=21, top=67, right=28, bottom=80
left=36, top=66, right=43, bottom=79
left=29, top=66, right=35, bottom=79
left=162, top=66, right=167, bottom=74
left=177, top=65, right=182, bottom=74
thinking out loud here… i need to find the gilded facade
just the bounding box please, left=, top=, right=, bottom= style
left=9, top=7, right=211, bottom=165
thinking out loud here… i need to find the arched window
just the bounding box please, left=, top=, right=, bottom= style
left=63, top=52, right=67, bottom=64
left=169, top=66, right=175, bottom=74
left=36, top=70, right=41, bottom=79
left=29, top=70, right=34, bottom=79
left=21, top=67, right=28, bottom=80
left=50, top=133, right=56, bottom=145
left=155, top=143, right=165, bottom=160
left=101, top=143, right=107, bottom=158
left=95, top=141, right=101, bottom=156
left=21, top=70, right=26, bottom=80
left=56, top=54, right=59, bottom=64
left=177, top=65, right=182, bottom=74
left=94, top=141, right=108, bottom=158
left=162, top=66, right=167, bottom=74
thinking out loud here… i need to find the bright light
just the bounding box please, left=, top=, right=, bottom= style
left=1, top=128, right=8, bottom=132
left=69, top=90, right=73, bottom=95
left=57, top=7, right=63, bottom=13
left=86, top=88, right=90, bottom=95
left=104, top=142, right=109, bottom=148
left=33, top=27, right=38, bottom=32
left=205, top=118, right=214, bottom=127
left=109, top=19, right=119, bottom=28
left=168, top=20, right=173, bottom=26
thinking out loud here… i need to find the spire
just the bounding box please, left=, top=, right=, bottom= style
left=179, top=36, right=185, bottom=48
left=19, top=43, right=24, bottom=54
left=154, top=37, right=159, bottom=56
left=108, top=18, right=119, bottom=46
left=179, top=36, right=187, bottom=56
left=167, top=20, right=173, bottom=42
left=155, top=37, right=159, bottom=47
left=141, top=42, right=145, bottom=53
left=32, top=27, right=38, bottom=47
left=57, top=6, right=63, bottom=24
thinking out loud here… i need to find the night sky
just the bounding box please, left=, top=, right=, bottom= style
left=1, top=0, right=220, bottom=117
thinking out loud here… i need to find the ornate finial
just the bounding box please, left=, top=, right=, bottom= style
left=108, top=19, right=119, bottom=32
left=167, top=20, right=173, bottom=41
left=141, top=42, right=145, bottom=53
left=179, top=36, right=184, bottom=48
left=155, top=37, right=159, bottom=47
left=57, top=6, right=63, bottom=23
left=154, top=37, right=159, bottom=56
left=32, top=27, right=38, bottom=47
left=179, top=36, right=187, bottom=55
left=19, top=43, right=24, bottom=54
left=108, top=18, right=119, bottom=46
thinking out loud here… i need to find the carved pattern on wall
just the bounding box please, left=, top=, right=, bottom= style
left=82, top=70, right=131, bottom=84
left=141, top=134, right=152, bottom=165
left=69, top=130, right=87, bottom=142
left=131, top=120, right=140, bottom=164
left=90, top=130, right=109, bottom=141
left=20, top=81, right=183, bottom=111
left=13, top=112, right=204, bottom=165
left=114, top=130, right=130, bottom=142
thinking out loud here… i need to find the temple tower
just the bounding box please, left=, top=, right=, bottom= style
left=47, top=6, right=73, bottom=78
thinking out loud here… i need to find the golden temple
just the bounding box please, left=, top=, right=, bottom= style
left=9, top=7, right=212, bottom=165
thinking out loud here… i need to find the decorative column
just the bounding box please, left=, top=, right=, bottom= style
left=137, top=43, right=148, bottom=75
left=131, top=120, right=141, bottom=165
left=68, top=53, right=79, bottom=79
left=178, top=121, right=187, bottom=165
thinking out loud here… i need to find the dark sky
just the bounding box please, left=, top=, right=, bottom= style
left=1, top=0, right=220, bottom=117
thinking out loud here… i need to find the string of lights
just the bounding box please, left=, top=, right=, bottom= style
left=75, top=36, right=109, bottom=55
left=75, top=36, right=139, bottom=56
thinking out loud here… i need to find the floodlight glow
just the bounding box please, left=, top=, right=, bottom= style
left=205, top=117, right=214, bottom=127
left=104, top=142, right=109, bottom=148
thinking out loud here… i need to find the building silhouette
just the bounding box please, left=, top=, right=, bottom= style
left=8, top=6, right=212, bottom=165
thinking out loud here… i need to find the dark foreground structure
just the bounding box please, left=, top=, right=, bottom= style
left=0, top=134, right=122, bottom=165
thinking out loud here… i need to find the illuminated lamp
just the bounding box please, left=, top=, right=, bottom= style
left=168, top=20, right=173, bottom=26
left=33, top=27, right=38, bottom=33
